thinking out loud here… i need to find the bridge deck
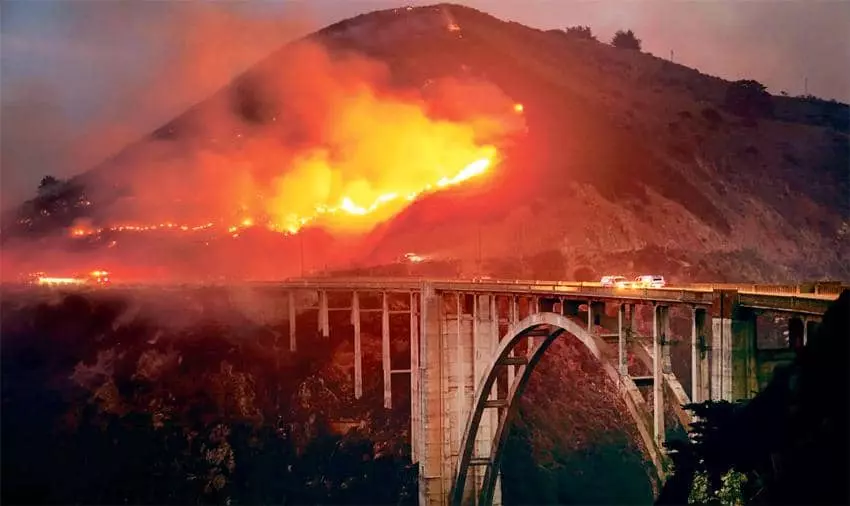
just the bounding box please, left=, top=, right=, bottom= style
left=3, top=277, right=842, bottom=315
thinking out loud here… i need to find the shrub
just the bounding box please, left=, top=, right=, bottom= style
left=564, top=25, right=597, bottom=41
left=724, top=79, right=774, bottom=118
left=611, top=29, right=641, bottom=50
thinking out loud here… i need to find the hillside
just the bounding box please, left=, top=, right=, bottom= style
left=1, top=3, right=848, bottom=283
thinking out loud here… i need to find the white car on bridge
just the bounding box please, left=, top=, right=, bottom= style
left=600, top=275, right=629, bottom=288
left=635, top=275, right=666, bottom=288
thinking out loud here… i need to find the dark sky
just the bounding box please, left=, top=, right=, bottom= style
left=2, top=0, right=848, bottom=210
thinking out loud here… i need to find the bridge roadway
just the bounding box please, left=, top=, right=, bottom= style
left=88, top=276, right=843, bottom=314
left=12, top=276, right=844, bottom=506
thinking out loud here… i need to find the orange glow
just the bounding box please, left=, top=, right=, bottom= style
left=513, top=103, right=524, bottom=113
left=263, top=89, right=510, bottom=234
left=62, top=42, right=526, bottom=242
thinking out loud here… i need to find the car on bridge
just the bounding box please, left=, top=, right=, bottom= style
left=634, top=275, right=666, bottom=288
left=600, top=275, right=629, bottom=288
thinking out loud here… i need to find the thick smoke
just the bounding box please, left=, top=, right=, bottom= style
left=1, top=1, right=311, bottom=210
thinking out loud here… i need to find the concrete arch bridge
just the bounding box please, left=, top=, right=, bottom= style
left=112, top=277, right=842, bottom=506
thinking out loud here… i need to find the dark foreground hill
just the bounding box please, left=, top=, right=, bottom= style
left=2, top=3, right=848, bottom=283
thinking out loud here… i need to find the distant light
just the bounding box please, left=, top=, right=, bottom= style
left=513, top=103, right=524, bottom=113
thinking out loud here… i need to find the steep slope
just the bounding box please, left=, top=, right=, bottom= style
left=2, top=3, right=848, bottom=282
left=325, top=5, right=849, bottom=281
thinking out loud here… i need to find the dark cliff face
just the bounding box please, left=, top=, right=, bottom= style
left=3, top=3, right=848, bottom=282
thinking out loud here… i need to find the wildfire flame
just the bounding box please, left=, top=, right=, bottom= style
left=64, top=42, right=526, bottom=241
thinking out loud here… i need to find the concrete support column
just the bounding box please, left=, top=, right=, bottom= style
left=507, top=296, right=518, bottom=386
left=587, top=300, right=594, bottom=334
left=691, top=308, right=709, bottom=403
left=454, top=293, right=467, bottom=453
left=711, top=290, right=757, bottom=401
left=351, top=292, right=363, bottom=400
left=410, top=291, right=420, bottom=465
left=418, top=286, right=444, bottom=506
left=382, top=292, right=391, bottom=409
left=802, top=317, right=808, bottom=346
left=731, top=308, right=757, bottom=401
left=288, top=291, right=296, bottom=352
left=617, top=304, right=628, bottom=375
left=318, top=290, right=329, bottom=338
left=527, top=297, right=539, bottom=357
left=653, top=305, right=670, bottom=445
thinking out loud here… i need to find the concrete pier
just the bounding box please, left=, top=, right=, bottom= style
left=418, top=290, right=501, bottom=506
left=653, top=305, right=670, bottom=445
left=286, top=291, right=296, bottom=352
left=691, top=308, right=709, bottom=403
left=319, top=290, right=329, bottom=338
left=382, top=292, right=392, bottom=409
left=352, top=292, right=363, bottom=399
left=618, top=304, right=628, bottom=375
left=710, top=290, right=757, bottom=401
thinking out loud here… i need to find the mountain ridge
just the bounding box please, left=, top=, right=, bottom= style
left=2, top=3, right=848, bottom=283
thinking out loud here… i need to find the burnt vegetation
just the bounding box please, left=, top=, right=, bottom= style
left=0, top=290, right=417, bottom=505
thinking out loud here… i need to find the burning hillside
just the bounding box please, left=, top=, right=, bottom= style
left=2, top=3, right=847, bottom=284
left=74, top=39, right=524, bottom=236
left=1, top=30, right=526, bottom=281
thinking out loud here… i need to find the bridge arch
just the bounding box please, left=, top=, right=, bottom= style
left=449, top=311, right=656, bottom=506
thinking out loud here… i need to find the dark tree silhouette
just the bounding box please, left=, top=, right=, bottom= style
left=37, top=175, right=61, bottom=195
left=658, top=290, right=850, bottom=505
left=724, top=79, right=774, bottom=118
left=611, top=29, right=642, bottom=50
left=564, top=25, right=597, bottom=41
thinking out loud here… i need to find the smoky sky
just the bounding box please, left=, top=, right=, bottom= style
left=2, top=0, right=848, bottom=211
